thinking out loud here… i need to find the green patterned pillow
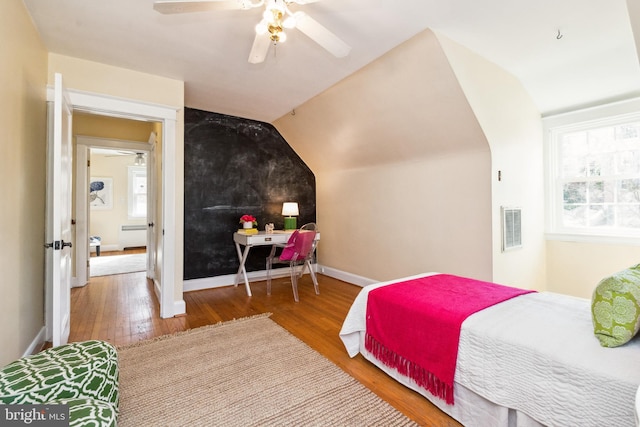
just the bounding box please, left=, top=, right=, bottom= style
left=592, top=264, right=640, bottom=347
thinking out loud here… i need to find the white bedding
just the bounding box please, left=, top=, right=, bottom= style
left=339, top=273, right=640, bottom=427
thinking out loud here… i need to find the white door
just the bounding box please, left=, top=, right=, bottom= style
left=45, top=73, right=73, bottom=347
left=146, top=134, right=157, bottom=279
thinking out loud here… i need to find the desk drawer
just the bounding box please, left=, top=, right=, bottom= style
left=246, top=234, right=289, bottom=245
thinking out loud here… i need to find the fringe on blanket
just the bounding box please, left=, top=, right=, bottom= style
left=365, top=333, right=454, bottom=405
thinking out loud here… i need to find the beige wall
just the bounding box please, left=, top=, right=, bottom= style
left=275, top=28, right=549, bottom=291
left=437, top=33, right=546, bottom=291
left=47, top=55, right=184, bottom=108
left=317, top=153, right=492, bottom=281
left=547, top=240, right=640, bottom=298
left=47, top=53, right=185, bottom=305
left=74, top=112, right=156, bottom=142
left=0, top=0, right=48, bottom=365
left=275, top=29, right=494, bottom=283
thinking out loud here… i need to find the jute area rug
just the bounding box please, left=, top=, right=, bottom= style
left=117, top=314, right=417, bottom=426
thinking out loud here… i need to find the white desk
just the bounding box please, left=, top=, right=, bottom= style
left=233, top=230, right=319, bottom=296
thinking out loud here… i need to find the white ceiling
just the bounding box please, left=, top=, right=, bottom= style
left=23, top=0, right=640, bottom=123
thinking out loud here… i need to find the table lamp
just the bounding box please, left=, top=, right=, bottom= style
left=282, top=202, right=299, bottom=230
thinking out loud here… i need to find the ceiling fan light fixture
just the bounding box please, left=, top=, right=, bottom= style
left=283, top=15, right=296, bottom=29
left=255, top=20, right=268, bottom=35
left=134, top=153, right=146, bottom=166
left=241, top=0, right=265, bottom=9
left=266, top=0, right=286, bottom=15
left=153, top=0, right=351, bottom=64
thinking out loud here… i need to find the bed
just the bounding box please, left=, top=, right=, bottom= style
left=339, top=273, right=640, bottom=427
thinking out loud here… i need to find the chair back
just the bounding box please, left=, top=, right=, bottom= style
left=300, top=222, right=317, bottom=232
left=279, top=229, right=316, bottom=262
left=299, top=223, right=319, bottom=260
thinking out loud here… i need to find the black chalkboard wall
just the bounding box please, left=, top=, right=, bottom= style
left=184, top=108, right=316, bottom=280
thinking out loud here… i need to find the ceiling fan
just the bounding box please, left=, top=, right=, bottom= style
left=99, top=150, right=147, bottom=165
left=153, top=0, right=351, bottom=64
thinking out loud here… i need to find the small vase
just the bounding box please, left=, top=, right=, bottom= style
left=243, top=221, right=254, bottom=229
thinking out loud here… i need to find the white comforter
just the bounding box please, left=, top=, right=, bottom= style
left=340, top=274, right=640, bottom=427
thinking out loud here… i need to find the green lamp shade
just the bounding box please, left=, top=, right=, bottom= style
left=284, top=217, right=297, bottom=230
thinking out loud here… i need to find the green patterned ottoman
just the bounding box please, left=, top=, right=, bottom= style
left=0, top=340, right=119, bottom=410
left=54, top=398, right=118, bottom=427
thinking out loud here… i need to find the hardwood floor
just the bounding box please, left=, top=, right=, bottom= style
left=70, top=269, right=461, bottom=426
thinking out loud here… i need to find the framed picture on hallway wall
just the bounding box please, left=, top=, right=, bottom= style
left=90, top=177, right=113, bottom=210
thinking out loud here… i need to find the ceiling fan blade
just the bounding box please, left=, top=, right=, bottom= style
left=103, top=151, right=135, bottom=157
left=294, top=13, right=351, bottom=58
left=153, top=0, right=260, bottom=14
left=286, top=0, right=320, bottom=4
left=248, top=32, right=272, bottom=64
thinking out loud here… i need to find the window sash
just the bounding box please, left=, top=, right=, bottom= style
left=547, top=103, right=640, bottom=239
left=128, top=166, right=147, bottom=219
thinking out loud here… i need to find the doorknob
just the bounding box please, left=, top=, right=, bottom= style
left=44, top=240, right=72, bottom=250
left=148, top=222, right=154, bottom=227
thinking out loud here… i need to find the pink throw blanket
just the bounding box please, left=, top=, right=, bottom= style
left=365, top=274, right=535, bottom=404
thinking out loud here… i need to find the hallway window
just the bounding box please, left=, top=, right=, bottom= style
left=128, top=166, right=147, bottom=218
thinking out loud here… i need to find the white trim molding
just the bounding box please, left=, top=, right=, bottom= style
left=545, top=233, right=640, bottom=247
left=49, top=85, right=183, bottom=318
left=315, top=265, right=378, bottom=288
left=182, top=265, right=380, bottom=294
left=184, top=266, right=309, bottom=293
left=23, top=327, right=47, bottom=357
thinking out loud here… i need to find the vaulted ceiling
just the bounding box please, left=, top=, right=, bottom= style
left=23, top=0, right=640, bottom=122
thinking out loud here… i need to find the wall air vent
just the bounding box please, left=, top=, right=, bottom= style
left=501, top=207, right=522, bottom=252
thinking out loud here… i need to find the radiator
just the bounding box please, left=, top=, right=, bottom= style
left=118, top=224, right=146, bottom=249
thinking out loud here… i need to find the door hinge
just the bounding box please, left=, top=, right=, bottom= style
left=87, top=159, right=90, bottom=167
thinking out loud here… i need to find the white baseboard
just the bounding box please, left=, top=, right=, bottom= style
left=316, top=265, right=377, bottom=288
left=24, top=327, right=46, bottom=357
left=173, top=299, right=186, bottom=316
left=153, top=278, right=161, bottom=303
left=71, top=276, right=88, bottom=288
left=183, top=264, right=377, bottom=293
left=184, top=266, right=304, bottom=293
left=91, top=244, right=119, bottom=253
left=153, top=278, right=186, bottom=317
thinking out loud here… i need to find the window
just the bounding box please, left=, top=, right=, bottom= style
left=546, top=101, right=640, bottom=241
left=128, top=166, right=147, bottom=218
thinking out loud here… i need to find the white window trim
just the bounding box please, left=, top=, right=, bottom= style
left=128, top=166, right=147, bottom=219
left=543, top=97, right=640, bottom=246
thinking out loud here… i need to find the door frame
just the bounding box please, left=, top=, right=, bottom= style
left=75, top=136, right=155, bottom=287
left=48, top=87, right=183, bottom=318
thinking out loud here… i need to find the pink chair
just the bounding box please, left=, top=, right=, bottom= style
left=266, top=225, right=319, bottom=302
